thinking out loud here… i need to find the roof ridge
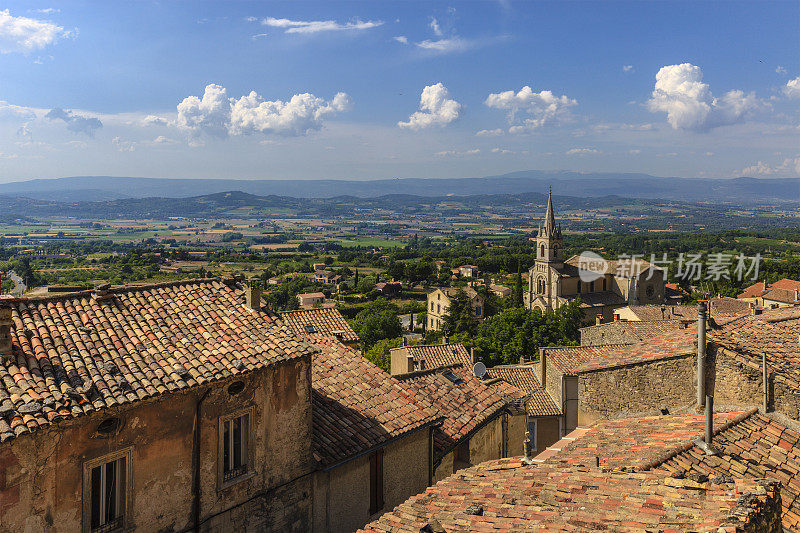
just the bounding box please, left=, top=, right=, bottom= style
left=394, top=362, right=464, bottom=379
left=541, top=342, right=633, bottom=351
left=638, top=407, right=758, bottom=471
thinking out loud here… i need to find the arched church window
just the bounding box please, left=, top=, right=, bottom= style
left=540, top=244, right=545, bottom=257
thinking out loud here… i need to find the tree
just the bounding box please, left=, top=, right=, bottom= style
left=349, top=298, right=402, bottom=350
left=514, top=259, right=524, bottom=308
left=363, top=337, right=403, bottom=373
left=442, top=290, right=479, bottom=337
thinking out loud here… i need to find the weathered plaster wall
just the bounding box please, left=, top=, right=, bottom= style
left=577, top=355, right=696, bottom=426
left=433, top=416, right=505, bottom=483
left=534, top=417, right=561, bottom=454
left=312, top=429, right=429, bottom=533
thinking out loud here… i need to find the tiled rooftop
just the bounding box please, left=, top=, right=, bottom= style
left=279, top=308, right=359, bottom=345
left=580, top=319, right=688, bottom=345
left=738, top=278, right=800, bottom=300
left=396, top=364, right=509, bottom=459
left=306, top=334, right=440, bottom=468
left=359, top=457, right=779, bottom=532
left=574, top=326, right=697, bottom=373
left=545, top=410, right=750, bottom=470
left=485, top=364, right=561, bottom=417
left=403, top=342, right=473, bottom=371
left=711, top=308, right=800, bottom=388
left=541, top=344, right=623, bottom=375
left=0, top=279, right=313, bottom=443
left=623, top=298, right=751, bottom=321
left=762, top=287, right=800, bottom=304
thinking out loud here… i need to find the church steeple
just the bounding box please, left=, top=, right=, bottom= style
left=543, top=187, right=556, bottom=237
left=535, top=187, right=563, bottom=265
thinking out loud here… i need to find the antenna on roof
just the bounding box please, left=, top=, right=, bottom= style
left=472, top=362, right=487, bottom=379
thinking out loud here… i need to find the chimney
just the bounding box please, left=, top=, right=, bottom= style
left=613, top=313, right=620, bottom=322
left=470, top=347, right=477, bottom=364
left=245, top=281, right=262, bottom=311
left=93, top=283, right=112, bottom=301
left=697, top=302, right=707, bottom=407
left=402, top=336, right=407, bottom=347
left=763, top=352, right=769, bottom=413
left=705, top=395, right=713, bottom=449
left=538, top=348, right=546, bottom=389
left=442, top=336, right=448, bottom=345
left=595, top=315, right=602, bottom=326
left=522, top=431, right=533, bottom=462
left=0, top=307, right=12, bottom=358
left=419, top=359, right=426, bottom=371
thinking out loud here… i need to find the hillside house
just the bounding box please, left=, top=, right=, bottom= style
left=296, top=292, right=326, bottom=309
left=280, top=307, right=360, bottom=348
left=426, top=287, right=484, bottom=332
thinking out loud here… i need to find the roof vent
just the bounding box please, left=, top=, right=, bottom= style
left=441, top=369, right=463, bottom=384
left=304, top=324, right=317, bottom=334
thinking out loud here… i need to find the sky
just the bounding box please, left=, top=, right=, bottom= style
left=0, top=0, right=798, bottom=183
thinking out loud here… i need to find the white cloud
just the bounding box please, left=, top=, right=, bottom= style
left=0, top=9, right=69, bottom=54
left=429, top=17, right=442, bottom=36
left=415, top=37, right=470, bottom=53
left=776, top=66, right=787, bottom=74
left=485, top=85, right=577, bottom=133
left=704, top=151, right=714, bottom=157
left=647, top=63, right=760, bottom=132
left=398, top=83, right=461, bottom=130
left=475, top=128, right=503, bottom=137
left=141, top=115, right=169, bottom=126
left=177, top=84, right=352, bottom=140
left=490, top=147, right=525, bottom=155
left=259, top=16, right=383, bottom=34
left=627, top=149, right=641, bottom=154
left=435, top=148, right=480, bottom=157
left=0, top=100, right=36, bottom=120
left=623, top=65, right=634, bottom=73
left=393, top=35, right=408, bottom=44
left=784, top=77, right=800, bottom=99
left=151, top=135, right=178, bottom=145
left=112, top=136, right=135, bottom=152
left=739, top=157, right=800, bottom=177
left=566, top=147, right=601, bottom=155
left=251, top=33, right=268, bottom=40
left=45, top=108, right=102, bottom=136
left=33, top=8, right=59, bottom=15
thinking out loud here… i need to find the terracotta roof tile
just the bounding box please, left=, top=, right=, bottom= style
left=580, top=319, right=689, bottom=345
left=739, top=278, right=800, bottom=299
left=280, top=308, right=359, bottom=344
left=0, top=279, right=312, bottom=443
left=396, top=364, right=509, bottom=459
left=359, top=458, right=779, bottom=532
left=305, top=334, right=440, bottom=468
left=623, top=298, right=751, bottom=321
left=711, top=308, right=800, bottom=388
left=402, top=343, right=473, bottom=370
left=485, top=364, right=561, bottom=417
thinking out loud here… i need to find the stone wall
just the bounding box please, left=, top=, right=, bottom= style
left=533, top=417, right=561, bottom=454
left=577, top=355, right=696, bottom=425
left=433, top=415, right=505, bottom=484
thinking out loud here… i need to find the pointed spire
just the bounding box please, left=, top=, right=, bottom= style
left=543, top=187, right=556, bottom=235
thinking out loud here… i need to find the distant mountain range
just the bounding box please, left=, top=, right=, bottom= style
left=0, top=172, right=797, bottom=204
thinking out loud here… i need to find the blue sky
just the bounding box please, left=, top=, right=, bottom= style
left=0, top=1, right=798, bottom=182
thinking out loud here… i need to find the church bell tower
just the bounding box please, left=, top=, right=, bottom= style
left=535, top=189, right=563, bottom=267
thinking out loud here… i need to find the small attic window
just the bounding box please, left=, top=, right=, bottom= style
left=442, top=370, right=463, bottom=384
left=304, top=324, right=317, bottom=334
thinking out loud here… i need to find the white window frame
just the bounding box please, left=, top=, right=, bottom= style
left=83, top=447, right=133, bottom=533
left=218, top=406, right=255, bottom=489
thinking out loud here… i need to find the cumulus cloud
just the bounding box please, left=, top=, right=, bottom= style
left=393, top=35, right=408, bottom=44
left=0, top=9, right=70, bottom=53
left=475, top=128, right=503, bottom=137
left=259, top=16, right=382, bottom=34
left=623, top=65, right=634, bottom=73
left=398, top=83, right=461, bottom=130
left=566, top=147, right=601, bottom=155
left=435, top=148, right=480, bottom=157
left=176, top=84, right=351, bottom=140
left=45, top=108, right=102, bottom=136
left=484, top=85, right=577, bottom=133
left=647, top=63, right=760, bottom=132
left=0, top=100, right=36, bottom=120
left=141, top=115, right=169, bottom=126
left=112, top=136, right=135, bottom=152
left=784, top=77, right=800, bottom=99
left=739, top=157, right=800, bottom=177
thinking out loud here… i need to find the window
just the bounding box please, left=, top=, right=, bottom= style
left=602, top=278, right=607, bottom=291
left=369, top=450, right=384, bottom=514
left=83, top=449, right=131, bottom=533
left=430, top=301, right=434, bottom=311
left=540, top=244, right=545, bottom=257
left=304, top=324, right=317, bottom=334
left=589, top=281, right=594, bottom=292
left=437, top=304, right=441, bottom=314
left=219, top=410, right=252, bottom=486
left=474, top=305, right=482, bottom=317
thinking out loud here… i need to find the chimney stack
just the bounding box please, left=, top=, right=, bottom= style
left=595, top=315, right=602, bottom=326
left=245, top=280, right=262, bottom=311
left=470, top=346, right=477, bottom=364
left=705, top=394, right=713, bottom=448
left=613, top=313, right=620, bottom=322
left=697, top=302, right=707, bottom=407
left=0, top=307, right=12, bottom=357
left=538, top=348, right=546, bottom=389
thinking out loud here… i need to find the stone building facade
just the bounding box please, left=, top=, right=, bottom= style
left=426, top=287, right=484, bottom=332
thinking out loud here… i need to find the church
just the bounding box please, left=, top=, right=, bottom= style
left=524, top=191, right=666, bottom=323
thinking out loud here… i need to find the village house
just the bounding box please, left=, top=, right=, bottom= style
left=425, top=287, right=484, bottom=332
left=524, top=191, right=666, bottom=323
left=738, top=278, right=800, bottom=307
left=579, top=317, right=690, bottom=345
left=296, top=291, right=326, bottom=309
left=304, top=334, right=440, bottom=533
left=614, top=297, right=751, bottom=321
left=374, top=281, right=402, bottom=297
left=0, top=279, right=316, bottom=533
left=394, top=362, right=526, bottom=483
left=280, top=307, right=360, bottom=348
left=455, top=265, right=480, bottom=278
left=389, top=342, right=474, bottom=375
left=489, top=283, right=511, bottom=298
